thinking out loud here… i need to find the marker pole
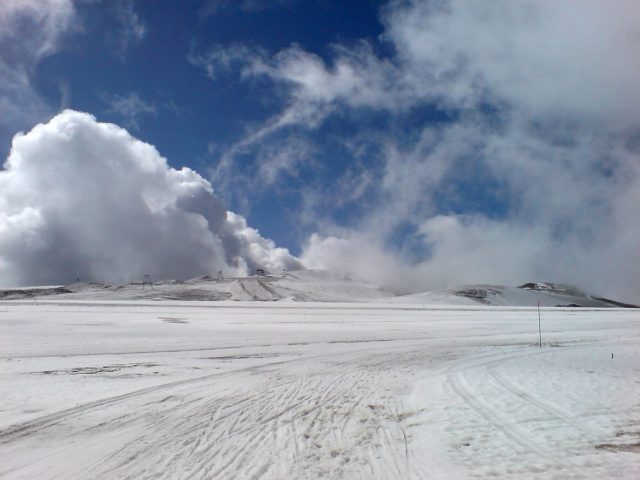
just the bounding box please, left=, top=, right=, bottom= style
left=538, top=300, right=542, bottom=347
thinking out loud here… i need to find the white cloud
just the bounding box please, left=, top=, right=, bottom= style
left=0, top=110, right=301, bottom=286
left=188, top=44, right=255, bottom=80
left=255, top=137, right=314, bottom=186
left=301, top=113, right=640, bottom=302
left=103, top=92, right=156, bottom=130
left=110, top=0, right=147, bottom=59
left=211, top=135, right=316, bottom=211
left=253, top=43, right=397, bottom=108
left=382, top=0, right=640, bottom=126
left=0, top=0, right=77, bottom=59
left=200, top=0, right=293, bottom=17
left=301, top=233, right=416, bottom=293
left=223, top=212, right=301, bottom=274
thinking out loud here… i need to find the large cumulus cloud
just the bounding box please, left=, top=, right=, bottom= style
left=0, top=110, right=300, bottom=286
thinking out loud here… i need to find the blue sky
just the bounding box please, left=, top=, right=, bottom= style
left=1, top=1, right=639, bottom=301
left=7, top=0, right=505, bottom=255
left=21, top=0, right=392, bottom=252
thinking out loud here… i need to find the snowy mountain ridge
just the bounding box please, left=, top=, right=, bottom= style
left=0, top=270, right=636, bottom=307
left=402, top=283, right=638, bottom=308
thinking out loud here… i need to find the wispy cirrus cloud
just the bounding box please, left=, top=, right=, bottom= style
left=0, top=0, right=149, bottom=153
left=0, top=0, right=79, bottom=150
left=103, top=91, right=156, bottom=131
left=107, top=0, right=147, bottom=59
left=199, top=0, right=294, bottom=17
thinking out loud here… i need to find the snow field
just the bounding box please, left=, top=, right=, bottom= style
left=0, top=301, right=638, bottom=479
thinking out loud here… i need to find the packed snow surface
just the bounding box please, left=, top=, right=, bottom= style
left=1, top=298, right=639, bottom=479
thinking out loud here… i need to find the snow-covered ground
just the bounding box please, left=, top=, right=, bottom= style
left=1, top=299, right=639, bottom=479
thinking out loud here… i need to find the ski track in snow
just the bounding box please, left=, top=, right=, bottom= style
left=0, top=301, right=639, bottom=479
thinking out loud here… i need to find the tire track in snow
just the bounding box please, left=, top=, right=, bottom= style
left=487, top=362, right=601, bottom=437
left=444, top=348, right=562, bottom=457
left=443, top=340, right=639, bottom=474
left=446, top=368, right=553, bottom=458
